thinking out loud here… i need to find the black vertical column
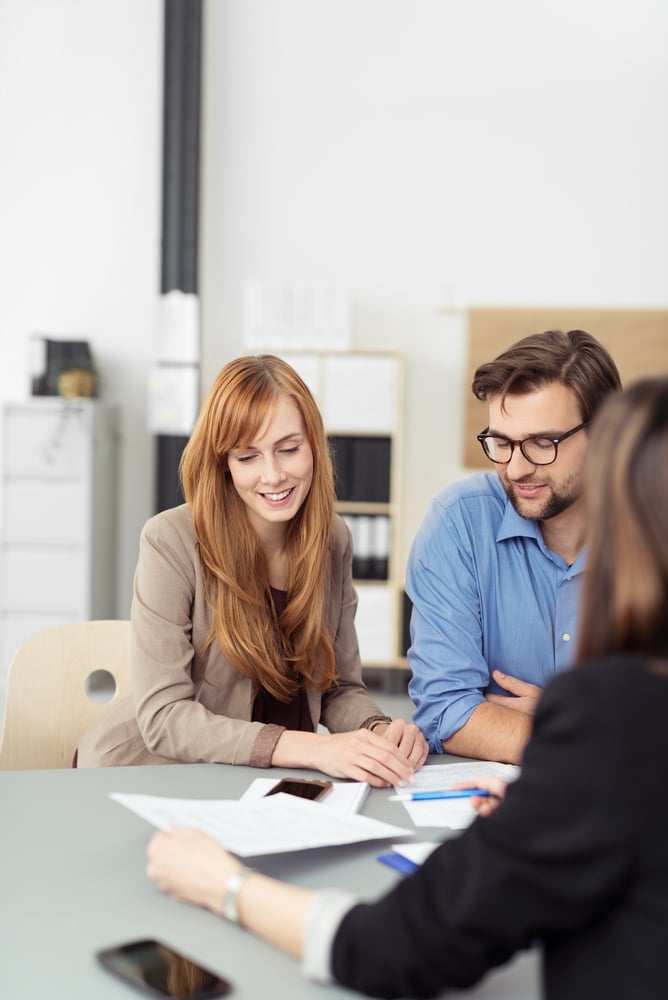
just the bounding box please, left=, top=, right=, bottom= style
left=155, top=0, right=203, bottom=513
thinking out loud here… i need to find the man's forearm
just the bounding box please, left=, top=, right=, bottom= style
left=442, top=701, right=532, bottom=764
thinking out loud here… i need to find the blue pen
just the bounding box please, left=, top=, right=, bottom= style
left=407, top=788, right=492, bottom=801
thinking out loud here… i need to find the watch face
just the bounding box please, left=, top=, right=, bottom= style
left=224, top=867, right=252, bottom=922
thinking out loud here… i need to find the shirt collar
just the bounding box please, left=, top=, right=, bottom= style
left=497, top=499, right=541, bottom=543
left=496, top=495, right=586, bottom=575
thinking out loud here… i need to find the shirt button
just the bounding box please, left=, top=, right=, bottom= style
left=562, top=632, right=571, bottom=642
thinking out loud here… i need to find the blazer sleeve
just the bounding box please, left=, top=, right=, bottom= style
left=131, top=509, right=283, bottom=766
left=330, top=667, right=632, bottom=997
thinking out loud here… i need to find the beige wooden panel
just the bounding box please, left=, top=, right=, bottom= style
left=464, top=308, right=668, bottom=467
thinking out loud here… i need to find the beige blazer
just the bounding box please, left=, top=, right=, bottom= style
left=78, top=505, right=386, bottom=767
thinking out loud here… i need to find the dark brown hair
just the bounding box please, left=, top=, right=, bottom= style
left=577, top=376, right=668, bottom=662
left=180, top=354, right=337, bottom=700
left=472, top=330, right=622, bottom=421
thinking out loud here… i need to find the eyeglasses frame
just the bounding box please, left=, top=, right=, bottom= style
left=476, top=420, right=590, bottom=466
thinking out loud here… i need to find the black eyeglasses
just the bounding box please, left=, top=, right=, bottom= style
left=476, top=421, right=589, bottom=466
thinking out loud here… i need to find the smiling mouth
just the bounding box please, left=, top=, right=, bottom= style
left=513, top=483, right=545, bottom=495
left=261, top=488, right=294, bottom=502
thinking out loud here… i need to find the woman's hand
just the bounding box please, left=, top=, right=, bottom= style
left=148, top=827, right=314, bottom=959
left=450, top=775, right=507, bottom=817
left=147, top=827, right=237, bottom=914
left=316, top=729, right=422, bottom=787
left=372, top=719, right=429, bottom=771
left=272, top=723, right=428, bottom=788
left=274, top=728, right=419, bottom=788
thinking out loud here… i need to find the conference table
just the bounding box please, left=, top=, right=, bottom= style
left=0, top=757, right=540, bottom=999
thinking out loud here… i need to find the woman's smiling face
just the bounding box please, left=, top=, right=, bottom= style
left=227, top=394, right=314, bottom=539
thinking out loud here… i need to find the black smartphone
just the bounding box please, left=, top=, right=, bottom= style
left=96, top=939, right=231, bottom=999
left=264, top=777, right=333, bottom=801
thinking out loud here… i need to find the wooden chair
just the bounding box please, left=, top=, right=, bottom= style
left=0, top=620, right=131, bottom=770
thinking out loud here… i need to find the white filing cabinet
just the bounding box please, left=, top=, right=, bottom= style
left=0, top=399, right=118, bottom=697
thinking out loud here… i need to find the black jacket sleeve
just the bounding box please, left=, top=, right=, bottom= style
left=331, top=666, right=632, bottom=998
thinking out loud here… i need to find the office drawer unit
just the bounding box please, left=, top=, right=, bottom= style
left=277, top=351, right=404, bottom=668
left=0, top=399, right=118, bottom=698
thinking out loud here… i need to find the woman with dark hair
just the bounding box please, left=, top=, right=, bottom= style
left=79, top=354, right=427, bottom=783
left=147, top=377, right=668, bottom=999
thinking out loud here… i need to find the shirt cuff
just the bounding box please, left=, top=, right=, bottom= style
left=249, top=724, right=285, bottom=767
left=302, top=889, right=358, bottom=983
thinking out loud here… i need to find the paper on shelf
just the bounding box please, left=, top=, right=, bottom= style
left=146, top=363, right=199, bottom=435
left=394, top=761, right=520, bottom=829
left=110, top=791, right=410, bottom=857
left=321, top=355, right=398, bottom=432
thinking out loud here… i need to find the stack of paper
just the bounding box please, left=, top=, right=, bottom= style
left=110, top=791, right=410, bottom=857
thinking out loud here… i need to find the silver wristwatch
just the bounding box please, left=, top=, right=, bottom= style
left=223, top=865, right=254, bottom=923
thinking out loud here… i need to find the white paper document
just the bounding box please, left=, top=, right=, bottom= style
left=241, top=778, right=370, bottom=814
left=394, top=761, right=521, bottom=830
left=110, top=791, right=410, bottom=857
left=391, top=841, right=441, bottom=866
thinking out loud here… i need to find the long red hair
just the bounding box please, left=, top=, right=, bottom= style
left=180, top=355, right=337, bottom=700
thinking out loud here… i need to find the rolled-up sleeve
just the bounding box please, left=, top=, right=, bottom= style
left=406, top=475, right=583, bottom=754
left=406, top=495, right=490, bottom=752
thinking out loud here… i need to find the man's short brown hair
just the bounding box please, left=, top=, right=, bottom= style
left=472, top=329, right=622, bottom=422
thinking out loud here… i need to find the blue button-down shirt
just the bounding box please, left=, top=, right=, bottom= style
left=406, top=473, right=584, bottom=754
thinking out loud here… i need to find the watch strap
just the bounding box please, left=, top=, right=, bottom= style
left=223, top=865, right=254, bottom=924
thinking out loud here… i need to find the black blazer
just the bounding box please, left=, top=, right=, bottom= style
left=331, top=654, right=668, bottom=999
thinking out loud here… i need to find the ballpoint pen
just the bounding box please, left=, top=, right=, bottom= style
left=391, top=788, right=494, bottom=801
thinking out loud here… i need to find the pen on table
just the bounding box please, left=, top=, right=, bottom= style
left=390, top=788, right=495, bottom=802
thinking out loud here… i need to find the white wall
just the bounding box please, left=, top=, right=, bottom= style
left=0, top=0, right=163, bottom=618
left=0, top=0, right=666, bottom=631
left=200, top=0, right=668, bottom=574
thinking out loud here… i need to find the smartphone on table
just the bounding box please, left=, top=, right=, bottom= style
left=264, top=777, right=333, bottom=802
left=96, top=938, right=231, bottom=998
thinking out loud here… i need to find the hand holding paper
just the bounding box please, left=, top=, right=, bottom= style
left=393, top=762, right=519, bottom=829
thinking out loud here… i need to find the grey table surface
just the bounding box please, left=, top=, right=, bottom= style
left=0, top=757, right=540, bottom=999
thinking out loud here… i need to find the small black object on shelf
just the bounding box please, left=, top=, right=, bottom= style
left=30, top=336, right=97, bottom=397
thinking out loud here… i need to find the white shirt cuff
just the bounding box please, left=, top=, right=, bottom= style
left=302, top=888, right=358, bottom=983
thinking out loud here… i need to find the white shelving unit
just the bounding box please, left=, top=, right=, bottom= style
left=0, top=399, right=119, bottom=703
left=278, top=351, right=404, bottom=669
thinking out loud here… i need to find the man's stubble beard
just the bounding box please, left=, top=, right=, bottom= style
left=500, top=472, right=582, bottom=522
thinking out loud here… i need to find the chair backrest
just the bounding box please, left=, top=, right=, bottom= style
left=0, top=620, right=131, bottom=770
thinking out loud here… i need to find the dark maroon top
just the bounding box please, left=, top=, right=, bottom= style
left=251, top=587, right=315, bottom=733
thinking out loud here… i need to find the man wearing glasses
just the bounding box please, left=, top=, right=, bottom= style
left=406, top=329, right=622, bottom=763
